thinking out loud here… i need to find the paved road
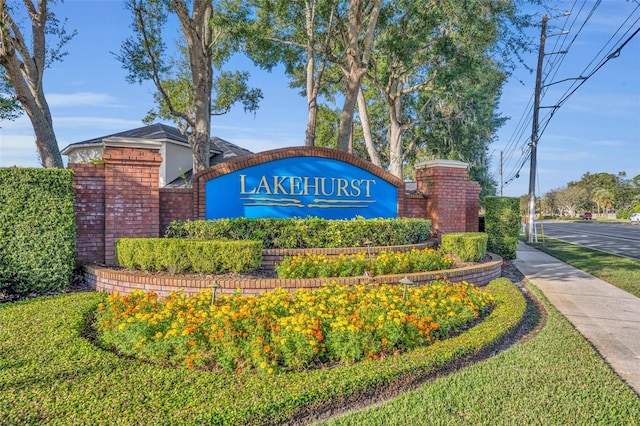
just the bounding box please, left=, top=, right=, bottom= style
left=535, top=221, right=640, bottom=261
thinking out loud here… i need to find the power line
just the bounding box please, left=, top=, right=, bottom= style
left=497, top=1, right=640, bottom=191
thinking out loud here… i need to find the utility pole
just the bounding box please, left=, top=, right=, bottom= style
left=527, top=14, right=547, bottom=243
left=500, top=150, right=503, bottom=196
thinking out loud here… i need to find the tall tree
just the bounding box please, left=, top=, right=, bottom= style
left=119, top=0, right=261, bottom=174
left=245, top=0, right=338, bottom=147
left=361, top=0, right=528, bottom=179
left=333, top=0, right=382, bottom=152
left=0, top=0, right=74, bottom=168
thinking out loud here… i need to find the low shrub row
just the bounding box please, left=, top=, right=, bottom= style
left=440, top=232, right=488, bottom=262
left=115, top=238, right=262, bottom=274
left=165, top=217, right=432, bottom=249
left=275, top=248, right=455, bottom=279
left=96, top=281, right=494, bottom=372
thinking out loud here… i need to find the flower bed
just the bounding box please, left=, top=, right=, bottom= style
left=96, top=281, right=494, bottom=373
left=275, top=248, right=455, bottom=278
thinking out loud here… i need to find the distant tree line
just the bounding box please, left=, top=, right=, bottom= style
left=523, top=172, right=640, bottom=218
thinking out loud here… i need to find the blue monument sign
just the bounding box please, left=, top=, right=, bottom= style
left=205, top=156, right=398, bottom=219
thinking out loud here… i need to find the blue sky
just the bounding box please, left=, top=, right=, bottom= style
left=0, top=0, right=638, bottom=198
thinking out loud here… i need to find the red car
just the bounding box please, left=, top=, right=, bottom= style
left=581, top=213, right=593, bottom=220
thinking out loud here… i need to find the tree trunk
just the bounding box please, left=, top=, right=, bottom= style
left=336, top=68, right=363, bottom=151
left=336, top=0, right=383, bottom=152
left=0, top=0, right=63, bottom=168
left=387, top=93, right=403, bottom=178
left=306, top=99, right=318, bottom=147
left=173, top=0, right=213, bottom=174
left=357, top=86, right=381, bottom=166
left=304, top=0, right=316, bottom=147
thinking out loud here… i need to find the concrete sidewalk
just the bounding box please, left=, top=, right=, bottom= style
left=512, top=241, right=640, bottom=396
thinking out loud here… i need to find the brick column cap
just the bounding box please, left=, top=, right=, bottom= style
left=416, top=159, right=468, bottom=170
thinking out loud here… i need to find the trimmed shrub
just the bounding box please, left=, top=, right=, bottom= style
left=115, top=238, right=262, bottom=274
left=0, top=168, right=75, bottom=295
left=165, top=217, right=432, bottom=249
left=440, top=232, right=488, bottom=262
left=616, top=208, right=631, bottom=220
left=484, top=197, right=520, bottom=260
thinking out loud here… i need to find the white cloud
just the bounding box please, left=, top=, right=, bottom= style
left=0, top=135, right=41, bottom=168
left=47, top=92, right=121, bottom=108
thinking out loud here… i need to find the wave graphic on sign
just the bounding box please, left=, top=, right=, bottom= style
left=240, top=196, right=304, bottom=207
left=307, top=198, right=376, bottom=209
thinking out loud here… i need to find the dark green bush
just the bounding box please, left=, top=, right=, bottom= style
left=165, top=217, right=433, bottom=249
left=440, top=232, right=488, bottom=262
left=115, top=238, right=263, bottom=274
left=484, top=197, right=520, bottom=260
left=0, top=168, right=75, bottom=295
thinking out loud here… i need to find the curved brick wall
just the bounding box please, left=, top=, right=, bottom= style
left=82, top=251, right=503, bottom=298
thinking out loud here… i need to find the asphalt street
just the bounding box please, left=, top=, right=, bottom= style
left=534, top=220, right=640, bottom=261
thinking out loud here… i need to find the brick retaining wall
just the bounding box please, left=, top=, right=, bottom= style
left=82, top=252, right=502, bottom=298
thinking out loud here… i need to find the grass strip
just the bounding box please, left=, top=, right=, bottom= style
left=0, top=279, right=523, bottom=425
left=322, top=283, right=640, bottom=425
left=529, top=238, right=640, bottom=298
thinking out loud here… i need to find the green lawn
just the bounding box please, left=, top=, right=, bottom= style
left=2, top=244, right=639, bottom=425
left=0, top=279, right=524, bottom=425
left=321, top=283, right=640, bottom=425
left=529, top=238, right=640, bottom=298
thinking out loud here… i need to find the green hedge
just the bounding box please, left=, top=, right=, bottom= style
left=440, top=232, right=488, bottom=262
left=0, top=168, right=75, bottom=295
left=484, top=197, right=520, bottom=260
left=165, top=217, right=432, bottom=249
left=115, top=238, right=263, bottom=274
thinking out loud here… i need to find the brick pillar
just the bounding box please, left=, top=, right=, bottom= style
left=69, top=163, right=106, bottom=264
left=466, top=181, right=481, bottom=232
left=103, top=146, right=162, bottom=265
left=415, top=160, right=472, bottom=236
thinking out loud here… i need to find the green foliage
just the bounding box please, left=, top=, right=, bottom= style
left=616, top=208, right=632, bottom=220
left=484, top=196, right=520, bottom=260
left=0, top=168, right=75, bottom=295
left=440, top=232, right=488, bottom=262
left=115, top=238, right=262, bottom=274
left=165, top=217, right=433, bottom=249
left=275, top=248, right=455, bottom=279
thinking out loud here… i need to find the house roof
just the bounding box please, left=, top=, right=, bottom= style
left=61, top=123, right=223, bottom=155
left=165, top=137, right=254, bottom=188
left=62, top=123, right=254, bottom=188
left=210, top=137, right=253, bottom=165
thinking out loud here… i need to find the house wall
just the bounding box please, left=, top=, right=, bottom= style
left=70, top=147, right=480, bottom=266
left=65, top=146, right=103, bottom=164
left=164, top=143, right=193, bottom=187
